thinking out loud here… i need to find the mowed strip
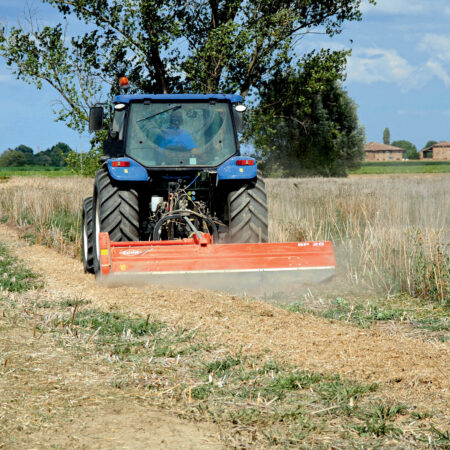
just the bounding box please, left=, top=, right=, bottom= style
left=1, top=224, right=448, bottom=417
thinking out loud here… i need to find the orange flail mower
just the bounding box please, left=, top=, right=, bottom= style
left=97, top=232, right=336, bottom=292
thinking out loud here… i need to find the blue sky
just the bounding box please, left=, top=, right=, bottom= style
left=1, top=0, right=450, bottom=153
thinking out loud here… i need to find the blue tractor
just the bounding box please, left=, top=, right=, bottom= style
left=82, top=91, right=268, bottom=275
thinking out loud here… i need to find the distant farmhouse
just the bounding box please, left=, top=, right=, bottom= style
left=419, top=141, right=450, bottom=160
left=364, top=142, right=405, bottom=161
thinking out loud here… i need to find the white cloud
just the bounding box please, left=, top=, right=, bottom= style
left=347, top=48, right=418, bottom=87
left=424, top=60, right=450, bottom=86
left=362, top=0, right=450, bottom=16
left=361, top=0, right=428, bottom=15
left=419, top=34, right=450, bottom=61
left=347, top=41, right=450, bottom=89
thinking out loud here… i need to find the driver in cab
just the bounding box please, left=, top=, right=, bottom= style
left=155, top=110, right=198, bottom=155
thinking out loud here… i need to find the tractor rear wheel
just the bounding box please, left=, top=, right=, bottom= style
left=227, top=172, right=268, bottom=243
left=82, top=197, right=95, bottom=274
left=92, top=168, right=140, bottom=273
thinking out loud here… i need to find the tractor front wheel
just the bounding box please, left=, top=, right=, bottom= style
left=92, top=168, right=140, bottom=274
left=227, top=172, right=268, bottom=243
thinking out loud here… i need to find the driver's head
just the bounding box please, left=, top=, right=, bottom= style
left=169, top=109, right=183, bottom=127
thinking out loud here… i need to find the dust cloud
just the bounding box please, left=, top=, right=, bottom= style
left=98, top=267, right=337, bottom=302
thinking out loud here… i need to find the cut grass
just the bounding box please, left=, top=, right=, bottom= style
left=0, top=282, right=444, bottom=448
left=349, top=161, right=450, bottom=174
left=39, top=302, right=441, bottom=448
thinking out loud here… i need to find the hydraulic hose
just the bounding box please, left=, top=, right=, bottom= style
left=152, top=211, right=218, bottom=242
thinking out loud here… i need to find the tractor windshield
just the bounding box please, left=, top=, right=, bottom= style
left=125, top=102, right=237, bottom=167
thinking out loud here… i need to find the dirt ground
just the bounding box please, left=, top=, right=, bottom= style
left=0, top=325, right=220, bottom=449
left=0, top=223, right=448, bottom=447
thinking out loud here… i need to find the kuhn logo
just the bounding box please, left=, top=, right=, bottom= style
left=120, top=249, right=143, bottom=256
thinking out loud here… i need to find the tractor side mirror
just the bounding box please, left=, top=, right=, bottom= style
left=233, top=104, right=246, bottom=133
left=89, top=106, right=104, bottom=132
left=233, top=110, right=244, bottom=133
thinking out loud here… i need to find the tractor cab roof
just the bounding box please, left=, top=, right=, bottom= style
left=114, top=93, right=243, bottom=104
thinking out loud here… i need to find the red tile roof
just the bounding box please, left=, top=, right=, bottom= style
left=364, top=142, right=405, bottom=152
left=421, top=141, right=450, bottom=151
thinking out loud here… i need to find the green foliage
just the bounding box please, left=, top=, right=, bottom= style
left=424, top=140, right=438, bottom=149
left=0, top=22, right=99, bottom=132
left=0, top=142, right=73, bottom=168
left=65, top=147, right=102, bottom=176
left=0, top=150, right=27, bottom=167
left=382, top=127, right=390, bottom=145
left=15, top=145, right=34, bottom=164
left=65, top=127, right=106, bottom=175
left=391, top=139, right=418, bottom=160
left=0, top=0, right=373, bottom=141
left=250, top=55, right=365, bottom=177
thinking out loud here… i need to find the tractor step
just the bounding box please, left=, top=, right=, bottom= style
left=97, top=232, right=336, bottom=293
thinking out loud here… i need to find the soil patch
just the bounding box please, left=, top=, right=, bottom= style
left=0, top=312, right=219, bottom=449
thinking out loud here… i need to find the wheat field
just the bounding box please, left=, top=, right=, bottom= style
left=267, top=175, right=449, bottom=303
left=0, top=174, right=448, bottom=302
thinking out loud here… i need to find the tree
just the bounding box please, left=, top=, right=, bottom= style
left=249, top=57, right=365, bottom=177
left=383, top=128, right=390, bottom=145
left=424, top=140, right=438, bottom=149
left=15, top=144, right=34, bottom=164
left=34, top=141, right=73, bottom=166
left=0, top=0, right=374, bottom=134
left=0, top=150, right=27, bottom=167
left=391, top=140, right=418, bottom=160
left=34, top=153, right=52, bottom=166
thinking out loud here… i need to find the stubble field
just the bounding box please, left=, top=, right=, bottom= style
left=0, top=173, right=448, bottom=448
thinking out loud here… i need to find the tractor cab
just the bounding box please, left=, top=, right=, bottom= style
left=90, top=93, right=246, bottom=171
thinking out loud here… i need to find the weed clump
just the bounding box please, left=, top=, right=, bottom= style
left=0, top=242, right=41, bottom=292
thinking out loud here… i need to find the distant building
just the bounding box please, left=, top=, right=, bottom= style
left=364, top=142, right=405, bottom=161
left=419, top=141, right=450, bottom=160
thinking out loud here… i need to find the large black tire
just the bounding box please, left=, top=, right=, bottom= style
left=227, top=172, right=268, bottom=243
left=82, top=197, right=95, bottom=274
left=92, top=168, right=140, bottom=273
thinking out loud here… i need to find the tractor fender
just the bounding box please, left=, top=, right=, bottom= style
left=106, top=157, right=149, bottom=181
left=217, top=156, right=257, bottom=181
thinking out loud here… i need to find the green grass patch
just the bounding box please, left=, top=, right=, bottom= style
left=50, top=306, right=203, bottom=359
left=0, top=166, right=73, bottom=177
left=285, top=295, right=449, bottom=336
left=349, top=160, right=450, bottom=174
left=0, top=242, right=41, bottom=292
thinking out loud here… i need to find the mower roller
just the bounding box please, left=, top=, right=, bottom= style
left=82, top=85, right=335, bottom=292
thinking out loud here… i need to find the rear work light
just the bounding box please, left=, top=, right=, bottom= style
left=236, top=159, right=255, bottom=166
left=112, top=161, right=130, bottom=167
